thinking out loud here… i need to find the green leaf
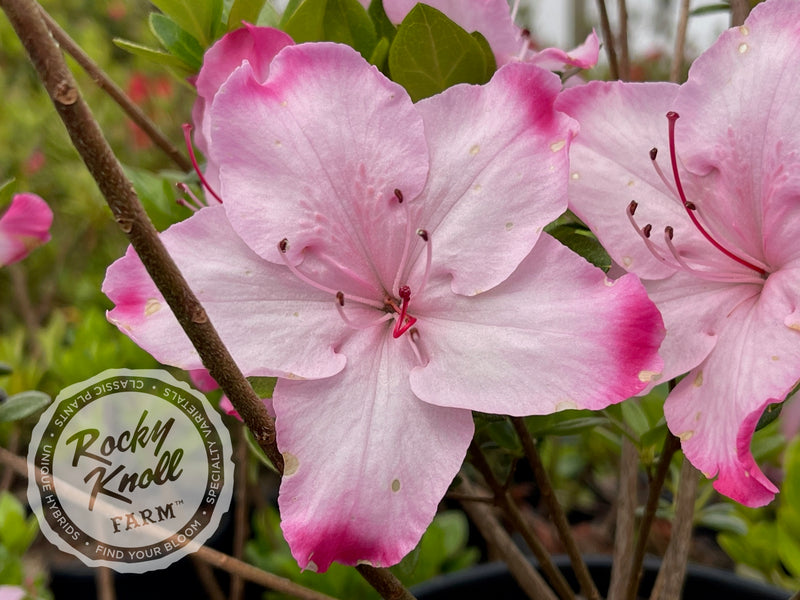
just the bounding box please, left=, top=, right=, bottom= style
left=525, top=411, right=608, bottom=437
left=113, top=38, right=193, bottom=75
left=150, top=0, right=224, bottom=46
left=149, top=13, right=205, bottom=72
left=368, top=0, right=396, bottom=44
left=0, top=391, right=51, bottom=423
left=122, top=165, right=187, bottom=231
left=282, top=0, right=377, bottom=59
left=546, top=224, right=612, bottom=271
left=755, top=401, right=782, bottom=430
left=228, top=0, right=268, bottom=29
left=690, top=3, right=731, bottom=16
left=369, top=36, right=390, bottom=69
left=620, top=398, right=650, bottom=438
left=387, top=4, right=494, bottom=101
left=247, top=376, right=277, bottom=398
left=470, top=31, right=496, bottom=81
left=0, top=179, right=15, bottom=207
left=0, top=363, right=12, bottom=376
left=0, top=492, right=39, bottom=554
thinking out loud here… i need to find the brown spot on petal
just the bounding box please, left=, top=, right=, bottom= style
left=693, top=371, right=703, bottom=387
left=305, top=560, right=318, bottom=573
left=638, top=370, right=660, bottom=383
left=555, top=400, right=578, bottom=412
left=738, top=43, right=749, bottom=54
left=789, top=322, right=800, bottom=331
left=550, top=140, right=566, bottom=152
left=678, top=430, right=694, bottom=442
left=469, top=144, right=480, bottom=155
left=283, top=452, right=299, bottom=476
left=144, top=298, right=162, bottom=317
left=391, top=479, right=401, bottom=492
left=739, top=25, right=749, bottom=36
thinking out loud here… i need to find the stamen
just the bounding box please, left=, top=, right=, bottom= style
left=278, top=239, right=384, bottom=309
left=176, top=182, right=205, bottom=212
left=182, top=123, right=223, bottom=204
left=649, top=147, right=678, bottom=199
left=391, top=188, right=413, bottom=296
left=626, top=201, right=670, bottom=264
left=392, top=285, right=417, bottom=339
left=407, top=327, right=427, bottom=366
left=416, top=228, right=432, bottom=295
left=666, top=112, right=766, bottom=275
left=335, top=292, right=394, bottom=329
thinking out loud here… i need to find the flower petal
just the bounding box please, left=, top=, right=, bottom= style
left=275, top=327, right=474, bottom=572
left=412, top=62, right=576, bottom=296
left=664, top=267, right=800, bottom=506
left=410, top=234, right=664, bottom=414
left=210, top=43, right=429, bottom=296
left=529, top=30, right=600, bottom=71
left=672, top=0, right=800, bottom=267
left=103, top=206, right=347, bottom=379
left=0, top=193, right=52, bottom=266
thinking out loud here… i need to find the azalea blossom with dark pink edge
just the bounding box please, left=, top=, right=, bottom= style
left=104, top=42, right=663, bottom=571
left=0, top=193, right=53, bottom=267
left=558, top=0, right=800, bottom=507
left=362, top=0, right=598, bottom=70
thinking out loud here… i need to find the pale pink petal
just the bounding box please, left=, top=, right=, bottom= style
left=557, top=80, right=727, bottom=280
left=209, top=43, right=429, bottom=296
left=0, top=586, right=25, bottom=600
left=409, top=234, right=664, bottom=414
left=411, top=62, right=576, bottom=296
left=275, top=327, right=474, bottom=572
left=192, top=25, right=292, bottom=155
left=0, top=193, right=52, bottom=266
left=672, top=0, right=800, bottom=267
left=103, top=206, right=347, bottom=379
left=665, top=267, right=800, bottom=506
left=382, top=0, right=523, bottom=65
left=528, top=30, right=600, bottom=71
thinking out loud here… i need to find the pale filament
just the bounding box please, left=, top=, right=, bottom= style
left=391, top=188, right=413, bottom=298
left=407, top=328, right=427, bottom=366
left=335, top=292, right=394, bottom=330
left=176, top=182, right=206, bottom=212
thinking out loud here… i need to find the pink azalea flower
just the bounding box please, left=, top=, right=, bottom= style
left=558, top=0, right=800, bottom=507
left=0, top=193, right=52, bottom=267
left=363, top=0, right=598, bottom=70
left=0, top=586, right=25, bottom=600
left=104, top=42, right=663, bottom=570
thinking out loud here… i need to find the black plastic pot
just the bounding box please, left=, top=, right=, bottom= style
left=410, top=555, right=792, bottom=600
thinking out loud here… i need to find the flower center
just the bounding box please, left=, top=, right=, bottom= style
left=626, top=112, right=768, bottom=284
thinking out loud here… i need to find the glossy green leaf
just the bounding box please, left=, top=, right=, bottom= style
left=546, top=224, right=612, bottom=272
left=0, top=390, right=51, bottom=423
left=368, top=0, right=396, bottom=44
left=247, top=376, right=277, bottom=398
left=228, top=0, right=269, bottom=29
left=113, top=38, right=193, bottom=75
left=0, top=179, right=15, bottom=207
left=388, top=4, right=494, bottom=101
left=525, top=411, right=608, bottom=437
left=282, top=0, right=378, bottom=59
left=778, top=438, right=800, bottom=576
left=150, top=0, right=224, bottom=46
left=0, top=492, right=39, bottom=554
left=149, top=13, right=205, bottom=72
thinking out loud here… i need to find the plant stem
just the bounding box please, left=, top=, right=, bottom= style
left=616, top=0, right=630, bottom=80
left=231, top=424, right=250, bottom=600
left=607, top=437, right=638, bottom=600
left=36, top=5, right=192, bottom=172
left=624, top=433, right=681, bottom=600
left=94, top=566, right=116, bottom=600
left=456, top=474, right=560, bottom=600
left=469, top=442, right=574, bottom=600
left=729, top=0, right=750, bottom=26
left=0, top=4, right=415, bottom=598
left=670, top=0, right=691, bottom=83
left=649, top=457, right=699, bottom=600
left=191, top=556, right=228, bottom=600
left=595, top=0, right=619, bottom=79
left=510, top=418, right=600, bottom=600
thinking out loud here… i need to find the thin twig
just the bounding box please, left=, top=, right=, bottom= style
left=616, top=0, right=630, bottom=80
left=37, top=5, right=192, bottom=172
left=0, top=4, right=415, bottom=598
left=191, top=556, right=228, bottom=600
left=510, top=418, right=600, bottom=600
left=624, top=433, right=681, bottom=600
left=607, top=437, right=638, bottom=600
left=469, top=442, right=574, bottom=600
left=355, top=565, right=417, bottom=600
left=231, top=423, right=250, bottom=600
left=456, top=475, right=559, bottom=600
left=729, top=0, right=750, bottom=26
left=595, top=0, right=619, bottom=79
left=670, top=0, right=691, bottom=83
left=7, top=264, right=43, bottom=359
left=94, top=566, right=116, bottom=600
left=650, top=457, right=699, bottom=600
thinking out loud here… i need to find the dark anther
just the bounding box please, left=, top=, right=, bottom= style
left=278, top=238, right=289, bottom=253
left=642, top=224, right=653, bottom=238
left=336, top=291, right=345, bottom=306
left=417, top=228, right=429, bottom=242
left=398, top=285, right=411, bottom=301
left=649, top=148, right=658, bottom=161
left=685, top=201, right=696, bottom=210
left=394, top=189, right=404, bottom=203
left=665, top=225, right=674, bottom=240
left=667, top=110, right=680, bottom=121
left=628, top=200, right=638, bottom=215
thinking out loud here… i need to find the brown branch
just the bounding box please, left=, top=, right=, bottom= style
left=94, top=566, right=116, bottom=600
left=7, top=264, right=43, bottom=359
left=670, top=0, right=691, bottom=83
left=0, top=4, right=415, bottom=598
left=469, top=442, right=574, bottom=600
left=231, top=423, right=250, bottom=600
left=595, top=0, right=619, bottom=79
left=510, top=418, right=600, bottom=600
left=729, top=0, right=750, bottom=27
left=355, top=565, right=417, bottom=600
left=191, top=556, right=228, bottom=600
left=607, top=437, right=638, bottom=600
left=37, top=5, right=192, bottom=172
left=616, top=0, right=630, bottom=80
left=456, top=475, right=559, bottom=600
left=624, top=433, right=681, bottom=600
left=650, top=457, right=699, bottom=600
